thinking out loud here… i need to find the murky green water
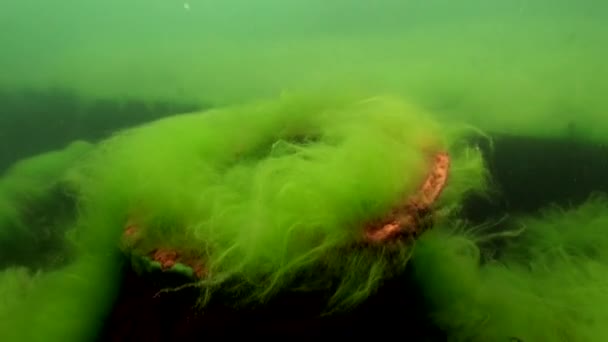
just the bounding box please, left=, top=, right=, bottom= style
left=1, top=1, right=608, bottom=341
left=2, top=1, right=607, bottom=142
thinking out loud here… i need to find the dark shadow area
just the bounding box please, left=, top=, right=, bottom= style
left=0, top=87, right=204, bottom=173
left=0, top=182, right=78, bottom=271
left=98, top=264, right=444, bottom=341
left=462, top=133, right=608, bottom=224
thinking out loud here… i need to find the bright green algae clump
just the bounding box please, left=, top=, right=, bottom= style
left=6, top=92, right=608, bottom=341
left=0, top=140, right=92, bottom=265
left=0, top=93, right=487, bottom=341
left=0, top=141, right=124, bottom=342
left=76, top=93, right=488, bottom=310
left=412, top=196, right=608, bottom=342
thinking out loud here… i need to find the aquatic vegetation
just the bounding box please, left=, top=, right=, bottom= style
left=4, top=91, right=608, bottom=341
left=77, top=93, right=487, bottom=310
left=0, top=254, right=124, bottom=342
left=0, top=92, right=489, bottom=341
left=0, top=141, right=92, bottom=269
left=412, top=196, right=608, bottom=342
left=0, top=140, right=124, bottom=342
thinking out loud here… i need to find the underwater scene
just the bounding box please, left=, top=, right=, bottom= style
left=1, top=0, right=608, bottom=341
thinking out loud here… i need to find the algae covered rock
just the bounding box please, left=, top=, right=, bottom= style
left=77, top=93, right=488, bottom=310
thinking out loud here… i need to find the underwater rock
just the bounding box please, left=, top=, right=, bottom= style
left=75, top=93, right=487, bottom=310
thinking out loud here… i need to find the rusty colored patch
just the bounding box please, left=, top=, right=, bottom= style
left=124, top=225, right=138, bottom=237
left=120, top=151, right=450, bottom=279
left=152, top=249, right=178, bottom=269
left=418, top=152, right=450, bottom=207
left=121, top=221, right=208, bottom=279
left=364, top=152, right=450, bottom=243
left=148, top=248, right=208, bottom=278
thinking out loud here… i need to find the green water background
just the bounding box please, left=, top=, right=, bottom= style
left=1, top=0, right=606, bottom=142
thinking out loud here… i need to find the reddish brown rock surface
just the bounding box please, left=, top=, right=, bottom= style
left=364, top=152, right=450, bottom=243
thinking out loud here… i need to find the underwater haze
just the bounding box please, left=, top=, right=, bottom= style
left=1, top=0, right=607, bottom=143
